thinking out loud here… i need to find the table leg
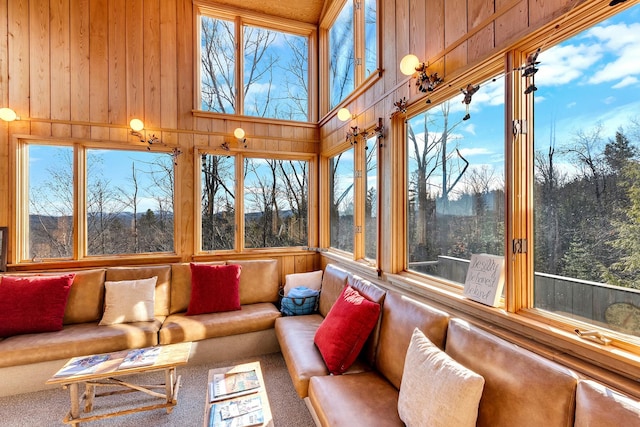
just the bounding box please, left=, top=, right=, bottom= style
left=84, top=383, right=95, bottom=413
left=69, top=382, right=81, bottom=426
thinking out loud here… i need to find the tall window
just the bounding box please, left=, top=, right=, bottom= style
left=327, top=0, right=378, bottom=110
left=200, top=153, right=310, bottom=252
left=533, top=6, right=640, bottom=337
left=28, top=145, right=73, bottom=259
left=406, top=77, right=505, bottom=284
left=24, top=144, right=175, bottom=261
left=244, top=158, right=309, bottom=248
left=364, top=136, right=378, bottom=261
left=329, top=148, right=355, bottom=252
left=199, top=9, right=311, bottom=121
left=201, top=154, right=235, bottom=251
left=328, top=132, right=379, bottom=263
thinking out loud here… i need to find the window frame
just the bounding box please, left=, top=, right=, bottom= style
left=195, top=147, right=317, bottom=255
left=323, top=122, right=381, bottom=268
left=319, top=0, right=381, bottom=118
left=14, top=137, right=179, bottom=265
left=194, top=2, right=318, bottom=123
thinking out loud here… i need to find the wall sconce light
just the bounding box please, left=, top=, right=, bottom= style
left=222, top=127, right=247, bottom=150
left=337, top=108, right=355, bottom=122
left=400, top=54, right=443, bottom=93
left=129, top=117, right=181, bottom=164
left=0, top=107, right=19, bottom=122
left=130, top=118, right=145, bottom=141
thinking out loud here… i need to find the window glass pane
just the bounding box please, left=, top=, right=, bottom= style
left=86, top=149, right=175, bottom=255
left=330, top=148, right=354, bottom=252
left=364, top=0, right=377, bottom=77
left=533, top=4, right=640, bottom=337
left=244, top=26, right=309, bottom=121
left=28, top=145, right=74, bottom=259
left=365, top=136, right=378, bottom=261
left=329, top=2, right=355, bottom=109
left=201, top=154, right=236, bottom=251
left=244, top=158, right=309, bottom=248
left=407, top=76, right=505, bottom=284
left=200, top=16, right=236, bottom=113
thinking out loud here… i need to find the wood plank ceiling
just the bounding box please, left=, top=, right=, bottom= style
left=210, top=0, right=326, bottom=24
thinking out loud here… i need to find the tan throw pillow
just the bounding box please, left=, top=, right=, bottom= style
left=398, top=328, right=485, bottom=427
left=99, top=277, right=157, bottom=325
left=283, top=270, right=323, bottom=296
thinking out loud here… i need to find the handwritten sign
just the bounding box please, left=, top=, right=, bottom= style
left=463, top=254, right=505, bottom=307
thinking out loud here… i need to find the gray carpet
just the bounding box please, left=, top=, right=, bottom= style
left=0, top=352, right=314, bottom=427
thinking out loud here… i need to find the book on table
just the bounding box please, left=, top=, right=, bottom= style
left=209, top=395, right=264, bottom=427
left=54, top=354, right=110, bottom=377
left=209, top=369, right=261, bottom=402
left=118, top=346, right=161, bottom=369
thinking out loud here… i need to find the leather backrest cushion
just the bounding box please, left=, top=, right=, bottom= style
left=318, top=264, right=350, bottom=317
left=226, top=259, right=279, bottom=304
left=574, top=379, right=640, bottom=427
left=63, top=269, right=106, bottom=324
left=375, top=290, right=449, bottom=389
left=445, top=318, right=578, bottom=427
left=349, top=275, right=386, bottom=366
left=105, top=265, right=171, bottom=317
left=170, top=261, right=225, bottom=314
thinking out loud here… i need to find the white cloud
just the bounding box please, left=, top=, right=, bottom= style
left=612, top=76, right=639, bottom=88
left=459, top=147, right=491, bottom=157
left=536, top=43, right=603, bottom=86
left=464, top=123, right=476, bottom=135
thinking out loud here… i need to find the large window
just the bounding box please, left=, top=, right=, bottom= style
left=406, top=77, right=505, bottom=283
left=200, top=153, right=310, bottom=252
left=199, top=9, right=311, bottom=121
left=533, top=6, right=640, bottom=337
left=326, top=0, right=378, bottom=110
left=24, top=144, right=175, bottom=261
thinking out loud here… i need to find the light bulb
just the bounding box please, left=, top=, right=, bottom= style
left=400, top=54, right=420, bottom=76
left=234, top=127, right=245, bottom=139
left=0, top=108, right=18, bottom=122
left=130, top=118, right=144, bottom=132
left=337, top=108, right=352, bottom=122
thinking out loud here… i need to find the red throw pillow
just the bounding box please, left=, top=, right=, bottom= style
left=314, top=285, right=381, bottom=374
left=0, top=274, right=75, bottom=337
left=187, top=263, right=242, bottom=315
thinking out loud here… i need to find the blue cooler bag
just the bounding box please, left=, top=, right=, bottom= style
left=280, top=286, right=320, bottom=316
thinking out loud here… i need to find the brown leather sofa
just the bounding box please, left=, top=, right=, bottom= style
left=0, top=259, right=281, bottom=396
left=276, top=263, right=640, bottom=427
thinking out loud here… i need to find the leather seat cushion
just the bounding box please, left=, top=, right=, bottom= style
left=574, top=379, right=640, bottom=426
left=308, top=372, right=403, bottom=427
left=159, top=302, right=281, bottom=345
left=0, top=320, right=162, bottom=368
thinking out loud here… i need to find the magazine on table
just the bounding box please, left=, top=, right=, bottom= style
left=54, top=354, right=110, bottom=377
left=209, top=395, right=264, bottom=427
left=118, top=346, right=161, bottom=369
left=209, top=369, right=261, bottom=402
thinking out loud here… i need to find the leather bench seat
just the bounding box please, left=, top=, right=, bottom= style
left=159, top=303, right=281, bottom=345
left=308, top=371, right=402, bottom=427
left=0, top=320, right=162, bottom=368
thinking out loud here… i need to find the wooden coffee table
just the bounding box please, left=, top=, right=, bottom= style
left=204, top=361, right=274, bottom=427
left=46, top=342, right=192, bottom=426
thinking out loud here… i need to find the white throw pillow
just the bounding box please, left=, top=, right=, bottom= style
left=283, top=270, right=323, bottom=296
left=398, top=328, right=485, bottom=427
left=99, top=277, right=157, bottom=325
